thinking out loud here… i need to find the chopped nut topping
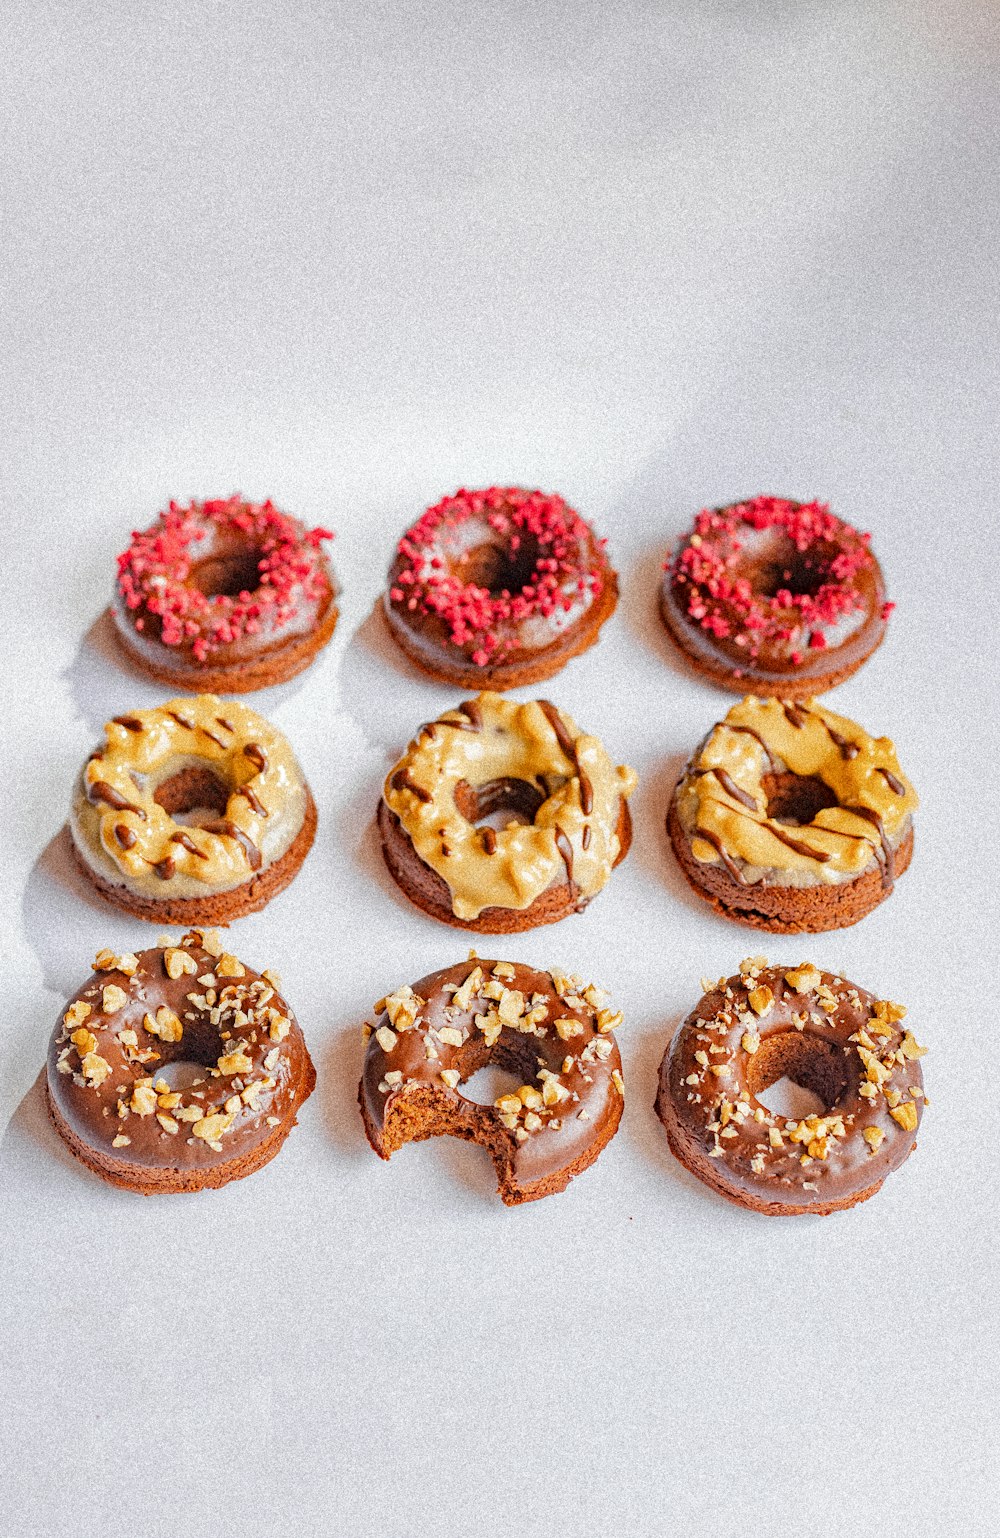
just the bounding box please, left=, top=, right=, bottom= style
left=143, top=1006, right=183, bottom=1042
left=156, top=1113, right=179, bottom=1135
left=492, top=962, right=515, bottom=980
left=164, top=947, right=198, bottom=979
left=71, top=1027, right=98, bottom=1058
left=102, top=985, right=128, bottom=1015
left=784, top=964, right=822, bottom=994
left=555, top=1017, right=584, bottom=1040
left=375, top=1025, right=398, bottom=1054
left=216, top=953, right=245, bottom=978
left=81, top=1052, right=111, bottom=1086
left=741, top=1030, right=760, bottom=1055
left=496, top=1094, right=522, bottom=1116
left=130, top=1083, right=158, bottom=1116
left=111, top=1134, right=131, bottom=1148
left=267, top=1012, right=291, bottom=1043
left=862, top=1126, right=885, bottom=1154
left=596, top=1008, right=623, bottom=1035
left=611, top=1068, right=625, bottom=1096
left=380, top=985, right=425, bottom=1031
left=451, top=967, right=484, bottom=1011
left=63, top=1000, right=93, bottom=1029
left=899, top=1031, right=927, bottom=1060
left=199, top=929, right=224, bottom=957
left=192, top=1111, right=234, bottom=1144
left=437, top=1026, right=464, bottom=1048
left=748, top=986, right=774, bottom=1016
left=890, top=1102, right=918, bottom=1132
left=439, top=1068, right=461, bottom=1090
left=217, top=1048, right=253, bottom=1075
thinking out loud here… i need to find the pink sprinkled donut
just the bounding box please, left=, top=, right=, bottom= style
left=660, top=496, right=891, bottom=698
left=383, top=487, right=618, bottom=688
left=112, top=496, right=338, bottom=693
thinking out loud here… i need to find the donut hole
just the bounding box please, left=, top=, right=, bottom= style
left=737, top=532, right=835, bottom=601
left=454, top=776, right=546, bottom=832
left=150, top=1059, right=212, bottom=1093
left=188, top=549, right=264, bottom=599
left=154, top=766, right=231, bottom=826
left=762, top=771, right=838, bottom=827
left=746, top=1031, right=849, bottom=1116
left=453, top=536, right=540, bottom=597
left=460, top=1062, right=526, bottom=1106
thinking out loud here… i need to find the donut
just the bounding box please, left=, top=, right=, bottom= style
left=383, top=486, right=618, bottom=688
left=46, top=930, right=315, bottom=1193
left=660, top=496, right=891, bottom=697
left=70, top=694, right=317, bottom=924
left=654, top=956, right=926, bottom=1215
left=667, top=696, right=916, bottom=933
left=112, top=496, right=338, bottom=692
left=378, top=692, right=637, bottom=932
left=359, top=957, right=624, bottom=1205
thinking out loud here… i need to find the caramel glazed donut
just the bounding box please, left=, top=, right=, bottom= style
left=112, top=495, right=338, bottom=693
left=70, top=695, right=317, bottom=924
left=660, top=496, right=891, bottom=699
left=378, top=693, right=638, bottom=933
left=47, top=931, right=315, bottom=1193
left=655, top=957, right=927, bottom=1215
left=668, top=696, right=916, bottom=933
left=359, top=958, right=625, bottom=1204
left=383, top=486, right=618, bottom=688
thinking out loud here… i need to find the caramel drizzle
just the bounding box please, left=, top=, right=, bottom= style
left=538, top=698, right=593, bottom=814
left=582, top=824, right=592, bottom=851
left=877, top=767, right=906, bottom=795
left=167, top=710, right=195, bottom=732
left=455, top=699, right=482, bottom=731
left=848, top=805, right=895, bottom=890
left=391, top=768, right=431, bottom=803
left=694, top=767, right=759, bottom=811
left=235, top=785, right=269, bottom=817
left=825, top=723, right=860, bottom=760
left=782, top=702, right=810, bottom=729
left=88, top=781, right=147, bottom=818
left=722, top=724, right=780, bottom=773
left=554, top=828, right=576, bottom=888
left=696, top=827, right=747, bottom=884
left=723, top=805, right=834, bottom=863
left=155, top=856, right=176, bottom=880
left=199, top=725, right=228, bottom=749
left=244, top=744, right=268, bottom=773
left=202, top=820, right=263, bottom=870
left=114, top=823, right=137, bottom=849
left=216, top=716, right=235, bottom=732
left=169, top=830, right=208, bottom=858
left=112, top=715, right=144, bottom=733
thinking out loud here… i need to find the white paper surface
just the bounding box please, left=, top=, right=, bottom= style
left=2, top=4, right=997, bottom=1534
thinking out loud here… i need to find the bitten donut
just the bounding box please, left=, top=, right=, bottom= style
left=378, top=693, right=637, bottom=932
left=655, top=956, right=926, bottom=1215
left=667, top=696, right=916, bottom=932
left=359, top=957, right=624, bottom=1205
left=383, top=486, right=618, bottom=688
left=113, top=495, right=338, bottom=692
left=70, top=694, right=317, bottom=924
left=660, top=496, right=891, bottom=697
left=46, top=931, right=315, bottom=1193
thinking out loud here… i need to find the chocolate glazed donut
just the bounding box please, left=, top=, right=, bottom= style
left=46, top=932, right=315, bottom=1193
left=359, top=958, right=625, bottom=1205
left=655, top=959, right=926, bottom=1215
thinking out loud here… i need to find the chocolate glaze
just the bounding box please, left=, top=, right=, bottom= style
left=656, top=963, right=924, bottom=1213
left=47, top=934, right=314, bottom=1177
left=360, top=958, right=623, bottom=1202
